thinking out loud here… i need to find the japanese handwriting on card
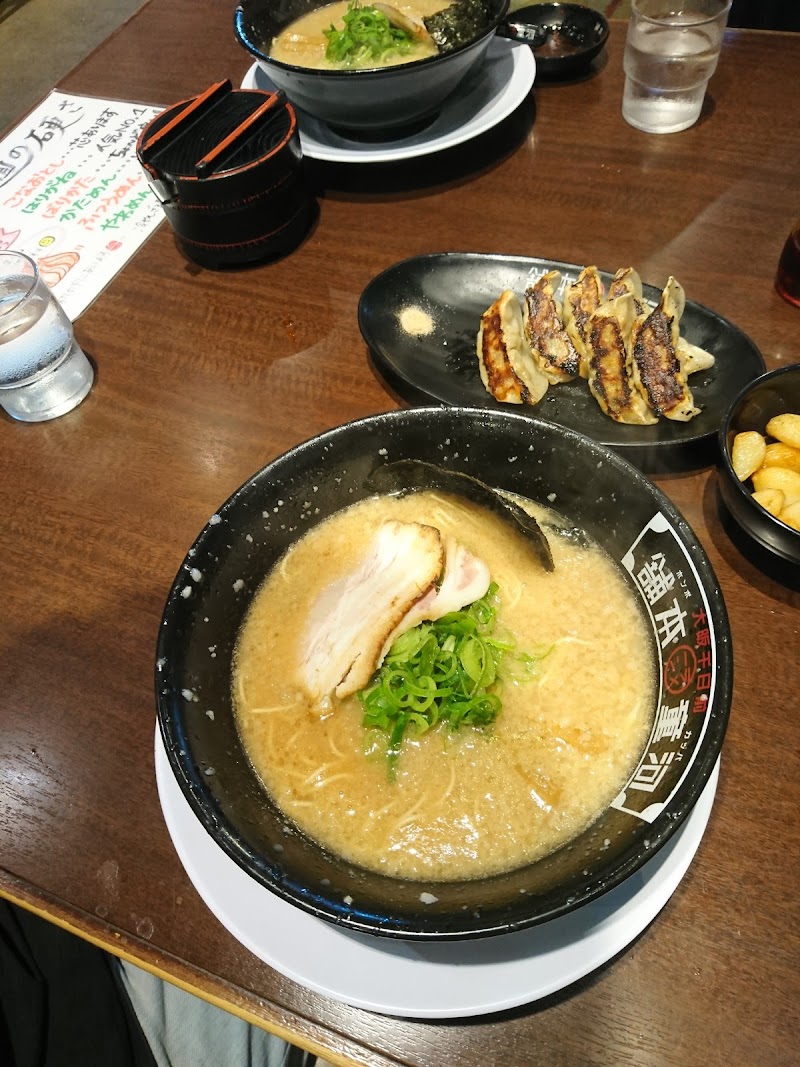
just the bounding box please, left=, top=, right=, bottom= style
left=0, top=91, right=165, bottom=319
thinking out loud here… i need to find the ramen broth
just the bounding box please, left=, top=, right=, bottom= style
left=233, top=490, right=655, bottom=881
left=270, top=0, right=444, bottom=69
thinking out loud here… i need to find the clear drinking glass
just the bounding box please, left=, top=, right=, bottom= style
left=0, top=250, right=94, bottom=422
left=622, top=0, right=732, bottom=134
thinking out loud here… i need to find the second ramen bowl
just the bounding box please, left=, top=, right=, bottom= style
left=234, top=0, right=510, bottom=131
left=156, top=406, right=731, bottom=940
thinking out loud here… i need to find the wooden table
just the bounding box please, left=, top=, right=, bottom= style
left=2, top=4, right=799, bottom=1065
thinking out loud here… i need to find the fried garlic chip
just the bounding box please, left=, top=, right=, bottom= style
left=752, top=488, right=785, bottom=517
left=766, top=413, right=800, bottom=451
left=762, top=441, right=800, bottom=475
left=731, top=430, right=766, bottom=481
left=751, top=466, right=800, bottom=509
left=778, top=500, right=800, bottom=531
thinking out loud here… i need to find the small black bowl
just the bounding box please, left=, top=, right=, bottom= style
left=718, top=364, right=800, bottom=568
left=499, top=2, right=609, bottom=77
left=156, top=406, right=731, bottom=941
left=235, top=0, right=510, bottom=132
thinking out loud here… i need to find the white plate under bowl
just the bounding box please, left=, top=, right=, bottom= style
left=155, top=727, right=719, bottom=1019
left=240, top=37, right=535, bottom=164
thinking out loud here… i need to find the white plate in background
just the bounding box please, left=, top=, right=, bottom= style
left=240, top=37, right=535, bottom=164
left=155, top=727, right=719, bottom=1019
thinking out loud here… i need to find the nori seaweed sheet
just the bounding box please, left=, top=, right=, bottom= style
left=422, top=0, right=494, bottom=52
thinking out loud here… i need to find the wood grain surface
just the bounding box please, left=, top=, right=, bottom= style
left=1, top=4, right=799, bottom=1066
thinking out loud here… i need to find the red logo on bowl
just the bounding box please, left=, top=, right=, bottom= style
left=664, top=644, right=697, bottom=696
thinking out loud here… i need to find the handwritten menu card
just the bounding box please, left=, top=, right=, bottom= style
left=0, top=91, right=166, bottom=320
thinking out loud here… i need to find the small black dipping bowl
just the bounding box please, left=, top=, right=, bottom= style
left=235, top=0, right=510, bottom=132
left=718, top=364, right=800, bottom=568
left=500, top=2, right=609, bottom=77
left=156, top=406, right=732, bottom=940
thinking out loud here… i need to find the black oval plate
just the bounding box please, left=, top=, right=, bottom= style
left=358, top=253, right=765, bottom=467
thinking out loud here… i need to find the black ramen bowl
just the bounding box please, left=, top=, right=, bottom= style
left=717, top=364, right=800, bottom=569
left=499, top=2, right=608, bottom=77
left=156, top=406, right=732, bottom=940
left=234, top=0, right=510, bottom=132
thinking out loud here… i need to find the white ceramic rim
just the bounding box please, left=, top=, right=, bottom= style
left=241, top=37, right=535, bottom=164
left=155, top=725, right=720, bottom=1019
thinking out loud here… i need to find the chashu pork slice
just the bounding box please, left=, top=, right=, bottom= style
left=300, top=520, right=445, bottom=706
left=382, top=535, right=491, bottom=652
left=477, top=289, right=549, bottom=406
left=631, top=277, right=700, bottom=422
left=586, top=294, right=658, bottom=425
left=523, top=270, right=580, bottom=383
left=562, top=265, right=605, bottom=379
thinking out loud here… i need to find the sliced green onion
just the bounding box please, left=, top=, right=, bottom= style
left=324, top=1, right=415, bottom=67
left=359, top=581, right=545, bottom=776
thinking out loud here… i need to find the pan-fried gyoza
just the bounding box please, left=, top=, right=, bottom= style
left=477, top=289, right=549, bottom=405
left=631, top=277, right=699, bottom=422
left=587, top=294, right=658, bottom=426
left=523, top=270, right=580, bottom=384
left=476, top=264, right=716, bottom=424
left=562, top=265, right=605, bottom=379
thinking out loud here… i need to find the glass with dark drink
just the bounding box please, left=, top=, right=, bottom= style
left=776, top=221, right=800, bottom=308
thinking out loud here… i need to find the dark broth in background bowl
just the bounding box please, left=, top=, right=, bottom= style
left=234, top=0, right=511, bottom=132
left=156, top=406, right=732, bottom=940
left=499, top=2, right=609, bottom=78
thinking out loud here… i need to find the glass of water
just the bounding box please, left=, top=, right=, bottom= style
left=0, top=250, right=94, bottom=422
left=622, top=0, right=731, bottom=135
